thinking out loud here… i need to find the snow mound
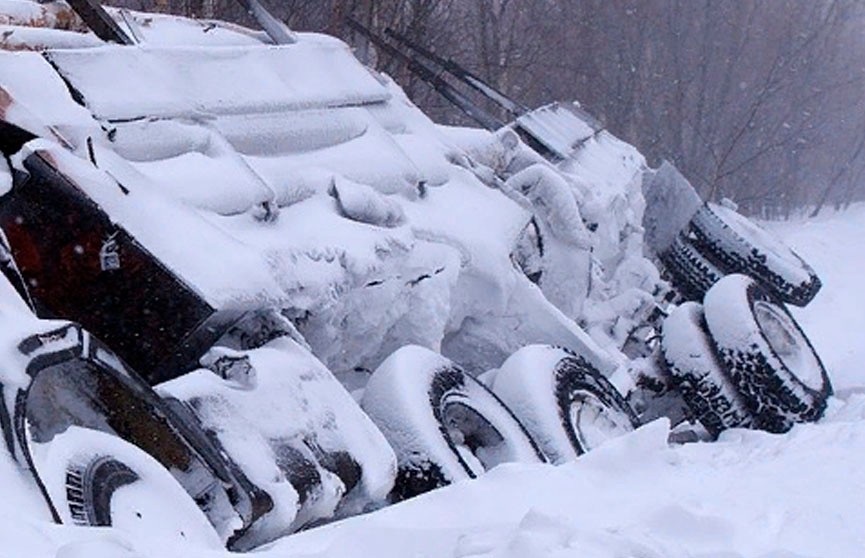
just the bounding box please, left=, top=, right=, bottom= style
left=762, top=204, right=865, bottom=394
left=268, top=400, right=865, bottom=558
left=331, top=177, right=405, bottom=228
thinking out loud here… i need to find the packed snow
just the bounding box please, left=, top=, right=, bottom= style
left=0, top=203, right=862, bottom=558
left=158, top=336, right=398, bottom=545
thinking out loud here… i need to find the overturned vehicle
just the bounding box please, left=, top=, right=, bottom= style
left=0, top=0, right=833, bottom=550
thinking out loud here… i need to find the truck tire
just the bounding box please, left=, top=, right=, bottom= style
left=361, top=346, right=545, bottom=501
left=703, top=275, right=832, bottom=433
left=34, top=427, right=221, bottom=547
left=660, top=302, right=754, bottom=438
left=658, top=233, right=725, bottom=302
left=689, top=203, right=821, bottom=306
left=491, top=345, right=637, bottom=464
left=65, top=455, right=139, bottom=527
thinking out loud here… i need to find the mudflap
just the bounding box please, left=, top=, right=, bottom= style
left=1, top=322, right=273, bottom=546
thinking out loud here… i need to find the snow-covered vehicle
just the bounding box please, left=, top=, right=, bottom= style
left=0, top=0, right=833, bottom=550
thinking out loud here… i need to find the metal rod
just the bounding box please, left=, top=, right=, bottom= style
left=233, top=0, right=296, bottom=45
left=345, top=18, right=503, bottom=131
left=384, top=27, right=527, bottom=117
left=66, top=0, right=135, bottom=45
left=118, top=8, right=145, bottom=44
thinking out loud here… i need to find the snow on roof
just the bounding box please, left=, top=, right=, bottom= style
left=0, top=24, right=101, bottom=50
left=515, top=102, right=602, bottom=160
left=11, top=139, right=287, bottom=310
left=0, top=50, right=101, bottom=145
left=46, top=40, right=391, bottom=121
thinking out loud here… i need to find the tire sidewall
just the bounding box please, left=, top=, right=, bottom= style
left=554, top=354, right=639, bottom=455
left=704, top=276, right=831, bottom=432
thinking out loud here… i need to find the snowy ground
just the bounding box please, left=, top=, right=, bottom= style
left=3, top=204, right=864, bottom=558
left=763, top=205, right=865, bottom=396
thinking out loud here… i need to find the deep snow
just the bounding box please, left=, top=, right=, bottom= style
left=763, top=205, right=865, bottom=395
left=1, top=203, right=862, bottom=558
left=257, top=205, right=865, bottom=558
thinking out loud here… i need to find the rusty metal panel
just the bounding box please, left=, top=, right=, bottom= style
left=0, top=151, right=242, bottom=384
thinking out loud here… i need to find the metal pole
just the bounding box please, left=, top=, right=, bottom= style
left=233, top=0, right=296, bottom=45
left=384, top=27, right=527, bottom=117
left=66, top=0, right=135, bottom=45
left=345, top=18, right=504, bottom=131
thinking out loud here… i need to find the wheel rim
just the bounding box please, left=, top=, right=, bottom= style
left=568, top=392, right=633, bottom=451
left=753, top=300, right=823, bottom=391
left=441, top=398, right=506, bottom=475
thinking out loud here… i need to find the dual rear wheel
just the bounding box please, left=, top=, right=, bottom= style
left=361, top=345, right=638, bottom=499
left=660, top=203, right=821, bottom=306
left=661, top=275, right=831, bottom=437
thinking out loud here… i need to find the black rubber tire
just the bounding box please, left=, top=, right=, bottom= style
left=660, top=302, right=754, bottom=438
left=553, top=352, right=639, bottom=455
left=658, top=233, right=725, bottom=302
left=703, top=275, right=832, bottom=433
left=361, top=346, right=545, bottom=501
left=689, top=203, right=821, bottom=306
left=30, top=427, right=220, bottom=546
left=66, top=456, right=140, bottom=527
left=492, top=345, right=638, bottom=464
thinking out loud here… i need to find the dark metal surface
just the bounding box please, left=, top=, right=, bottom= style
left=233, top=0, right=295, bottom=45
left=345, top=18, right=504, bottom=131
left=384, top=27, right=527, bottom=116
left=65, top=0, right=135, bottom=45
left=0, top=151, right=240, bottom=384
